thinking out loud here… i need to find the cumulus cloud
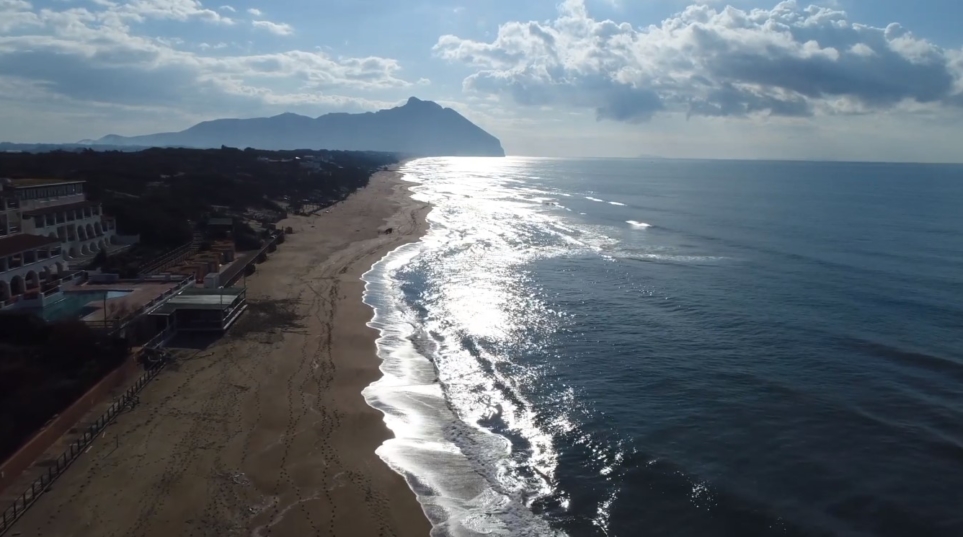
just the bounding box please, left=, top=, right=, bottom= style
left=247, top=7, right=262, bottom=16
left=433, top=0, right=963, bottom=122
left=105, top=0, right=236, bottom=25
left=252, top=19, right=293, bottom=36
left=0, top=0, right=40, bottom=32
left=0, top=0, right=412, bottom=135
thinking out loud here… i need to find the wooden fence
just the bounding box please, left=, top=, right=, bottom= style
left=0, top=334, right=174, bottom=536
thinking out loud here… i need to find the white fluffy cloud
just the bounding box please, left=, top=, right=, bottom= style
left=0, top=0, right=412, bottom=137
left=434, top=0, right=963, bottom=122
left=94, top=0, right=236, bottom=24
left=252, top=19, right=293, bottom=36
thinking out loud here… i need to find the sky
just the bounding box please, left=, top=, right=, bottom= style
left=1, top=0, right=962, bottom=162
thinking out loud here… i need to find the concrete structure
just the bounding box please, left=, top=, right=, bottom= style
left=10, top=180, right=118, bottom=261
left=0, top=235, right=66, bottom=305
left=154, top=287, right=247, bottom=332
left=0, top=192, right=20, bottom=237
left=0, top=178, right=129, bottom=307
left=206, top=217, right=234, bottom=237
left=68, top=277, right=192, bottom=332
left=163, top=239, right=236, bottom=285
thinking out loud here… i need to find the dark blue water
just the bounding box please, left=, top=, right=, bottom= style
left=362, top=158, right=963, bottom=537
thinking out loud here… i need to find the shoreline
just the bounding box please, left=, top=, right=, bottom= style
left=6, top=168, right=433, bottom=536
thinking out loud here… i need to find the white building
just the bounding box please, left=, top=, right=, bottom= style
left=0, top=178, right=124, bottom=305
left=2, top=179, right=120, bottom=258
left=0, top=234, right=66, bottom=304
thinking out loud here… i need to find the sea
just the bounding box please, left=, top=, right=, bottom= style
left=361, top=157, right=963, bottom=537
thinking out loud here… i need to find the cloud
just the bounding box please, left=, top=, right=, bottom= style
left=252, top=19, right=293, bottom=36
left=0, top=0, right=413, bottom=137
left=247, top=7, right=262, bottom=16
left=433, top=0, right=963, bottom=122
left=0, top=0, right=40, bottom=32
left=218, top=5, right=235, bottom=13
left=106, top=0, right=236, bottom=25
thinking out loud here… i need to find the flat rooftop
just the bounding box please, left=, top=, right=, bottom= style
left=21, top=200, right=98, bottom=217
left=6, top=178, right=85, bottom=188
left=156, top=288, right=245, bottom=313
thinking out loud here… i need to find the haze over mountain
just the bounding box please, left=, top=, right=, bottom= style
left=91, top=98, right=505, bottom=157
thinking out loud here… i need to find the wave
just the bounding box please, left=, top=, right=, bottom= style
left=362, top=244, right=562, bottom=537
left=840, top=337, right=963, bottom=383
left=623, top=253, right=725, bottom=265
left=585, top=196, right=604, bottom=202
left=627, top=220, right=651, bottom=229
left=363, top=161, right=569, bottom=537
left=608, top=201, right=626, bottom=206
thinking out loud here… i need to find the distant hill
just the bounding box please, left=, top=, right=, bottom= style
left=91, top=97, right=505, bottom=157
left=0, top=143, right=149, bottom=153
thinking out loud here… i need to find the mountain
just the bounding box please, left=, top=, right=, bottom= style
left=93, top=97, right=505, bottom=157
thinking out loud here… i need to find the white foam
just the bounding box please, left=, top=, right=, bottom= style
left=364, top=245, right=532, bottom=537
left=585, top=196, right=604, bottom=202
left=608, top=201, right=626, bottom=206
left=362, top=159, right=569, bottom=537
left=627, top=220, right=651, bottom=229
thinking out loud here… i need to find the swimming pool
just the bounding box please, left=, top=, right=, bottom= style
left=40, top=290, right=132, bottom=322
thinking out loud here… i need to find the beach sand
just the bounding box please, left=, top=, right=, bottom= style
left=8, top=170, right=432, bottom=537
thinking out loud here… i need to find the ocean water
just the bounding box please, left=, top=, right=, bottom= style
left=362, top=157, right=963, bottom=537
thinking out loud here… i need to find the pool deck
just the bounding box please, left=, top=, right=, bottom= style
left=61, top=280, right=184, bottom=324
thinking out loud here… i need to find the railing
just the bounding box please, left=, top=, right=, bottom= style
left=86, top=277, right=193, bottom=334
left=42, top=286, right=61, bottom=298
left=0, top=350, right=172, bottom=536
left=142, top=321, right=178, bottom=350
left=137, top=241, right=194, bottom=277
left=62, top=271, right=86, bottom=286
left=220, top=231, right=282, bottom=288
left=2, top=254, right=61, bottom=273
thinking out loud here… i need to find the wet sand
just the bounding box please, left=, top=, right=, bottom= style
left=9, top=170, right=432, bottom=536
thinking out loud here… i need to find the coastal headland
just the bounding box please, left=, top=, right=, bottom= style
left=6, top=170, right=432, bottom=536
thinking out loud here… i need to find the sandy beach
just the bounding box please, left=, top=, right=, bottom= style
left=8, top=170, right=432, bottom=536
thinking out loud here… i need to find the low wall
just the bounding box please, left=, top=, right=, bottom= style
left=0, top=356, right=141, bottom=494
left=113, top=234, right=140, bottom=246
